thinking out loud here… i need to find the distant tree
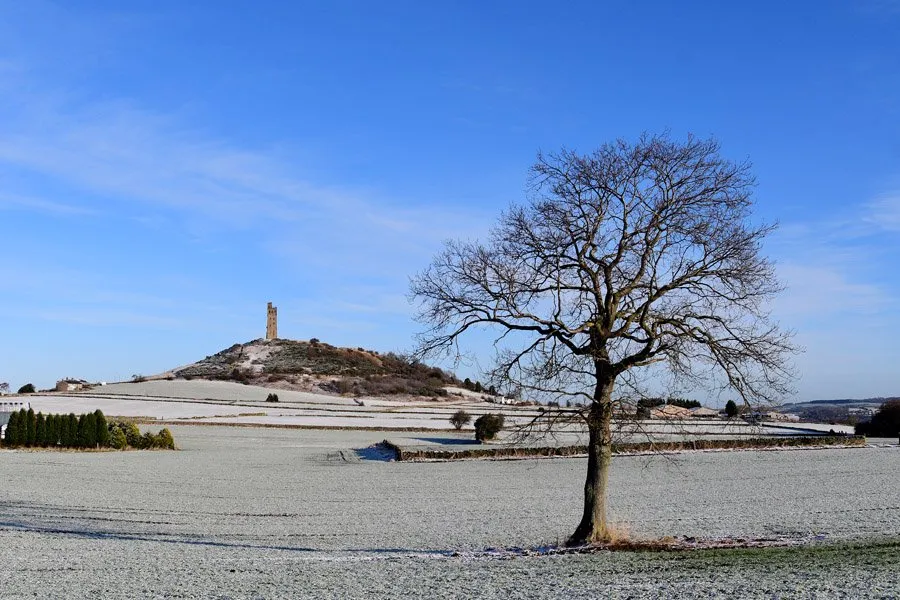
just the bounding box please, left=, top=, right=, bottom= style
left=25, top=408, right=36, bottom=446
left=79, top=413, right=98, bottom=448
left=463, top=378, right=473, bottom=390
left=474, top=381, right=483, bottom=393
left=45, top=414, right=58, bottom=447
left=35, top=413, right=46, bottom=447
left=94, top=410, right=110, bottom=447
left=17, top=383, right=35, bottom=394
left=62, top=413, right=78, bottom=447
left=449, top=409, right=472, bottom=430
left=266, top=393, right=279, bottom=402
left=855, top=400, right=900, bottom=438
left=474, top=413, right=505, bottom=442
left=725, top=400, right=739, bottom=418
left=4, top=410, right=21, bottom=446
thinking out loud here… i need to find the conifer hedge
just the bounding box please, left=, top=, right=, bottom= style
left=1, top=409, right=175, bottom=450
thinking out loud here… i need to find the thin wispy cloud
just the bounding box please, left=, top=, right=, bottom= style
left=865, top=192, right=900, bottom=231
left=0, top=191, right=100, bottom=216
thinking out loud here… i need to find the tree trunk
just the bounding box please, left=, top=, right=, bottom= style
left=568, top=374, right=614, bottom=546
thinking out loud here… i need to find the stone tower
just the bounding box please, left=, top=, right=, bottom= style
left=266, top=302, right=278, bottom=340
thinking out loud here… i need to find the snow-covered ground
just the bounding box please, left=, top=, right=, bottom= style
left=12, top=380, right=856, bottom=437
left=0, top=425, right=896, bottom=598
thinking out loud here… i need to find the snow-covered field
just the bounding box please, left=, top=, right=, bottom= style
left=0, top=425, right=896, bottom=598
left=16, top=380, right=856, bottom=438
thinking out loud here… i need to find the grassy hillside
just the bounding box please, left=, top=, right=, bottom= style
left=172, top=338, right=459, bottom=397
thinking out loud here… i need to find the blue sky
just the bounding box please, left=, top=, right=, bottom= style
left=0, top=1, right=898, bottom=401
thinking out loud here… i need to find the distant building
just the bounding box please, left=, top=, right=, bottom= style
left=690, top=407, right=720, bottom=419
left=650, top=404, right=693, bottom=419
left=55, top=379, right=88, bottom=392
left=0, top=400, right=28, bottom=434
left=266, top=302, right=278, bottom=340
left=848, top=407, right=876, bottom=418
left=756, top=411, right=801, bottom=423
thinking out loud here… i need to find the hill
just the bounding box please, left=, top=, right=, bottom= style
left=779, top=396, right=898, bottom=424
left=781, top=397, right=898, bottom=409
left=160, top=338, right=460, bottom=398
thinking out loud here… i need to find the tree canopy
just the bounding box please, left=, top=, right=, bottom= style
left=413, top=133, right=796, bottom=544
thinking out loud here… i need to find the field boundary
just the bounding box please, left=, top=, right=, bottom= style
left=384, top=435, right=867, bottom=461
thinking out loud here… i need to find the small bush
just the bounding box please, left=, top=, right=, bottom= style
left=266, top=393, right=280, bottom=402
left=109, top=426, right=127, bottom=450
left=474, top=413, right=505, bottom=442
left=17, top=383, right=35, bottom=394
left=154, top=428, right=176, bottom=449
left=449, top=409, right=471, bottom=430
left=228, top=368, right=252, bottom=384
left=120, top=421, right=143, bottom=448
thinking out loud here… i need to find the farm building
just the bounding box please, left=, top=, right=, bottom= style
left=650, top=404, right=694, bottom=419
left=55, top=379, right=89, bottom=392
left=690, top=407, right=720, bottom=419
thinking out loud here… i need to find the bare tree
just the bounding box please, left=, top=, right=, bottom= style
left=411, top=133, right=796, bottom=545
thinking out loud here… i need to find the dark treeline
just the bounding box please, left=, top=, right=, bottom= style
left=2, top=408, right=175, bottom=450
left=855, top=400, right=900, bottom=438
left=636, top=398, right=702, bottom=410
left=635, top=397, right=703, bottom=417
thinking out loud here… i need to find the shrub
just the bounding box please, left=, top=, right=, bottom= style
left=120, top=421, right=143, bottom=448
left=449, top=409, right=471, bottom=430
left=109, top=426, right=127, bottom=450
left=725, top=399, right=738, bottom=418
left=17, top=383, right=35, bottom=394
left=226, top=367, right=252, bottom=384
left=474, top=413, right=505, bottom=442
left=154, top=428, right=176, bottom=450
left=266, top=393, right=279, bottom=402
left=138, top=431, right=155, bottom=449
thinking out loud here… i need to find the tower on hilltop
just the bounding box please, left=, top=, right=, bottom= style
left=266, top=302, right=278, bottom=340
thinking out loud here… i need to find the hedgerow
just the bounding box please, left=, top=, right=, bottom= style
left=1, top=409, right=176, bottom=451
